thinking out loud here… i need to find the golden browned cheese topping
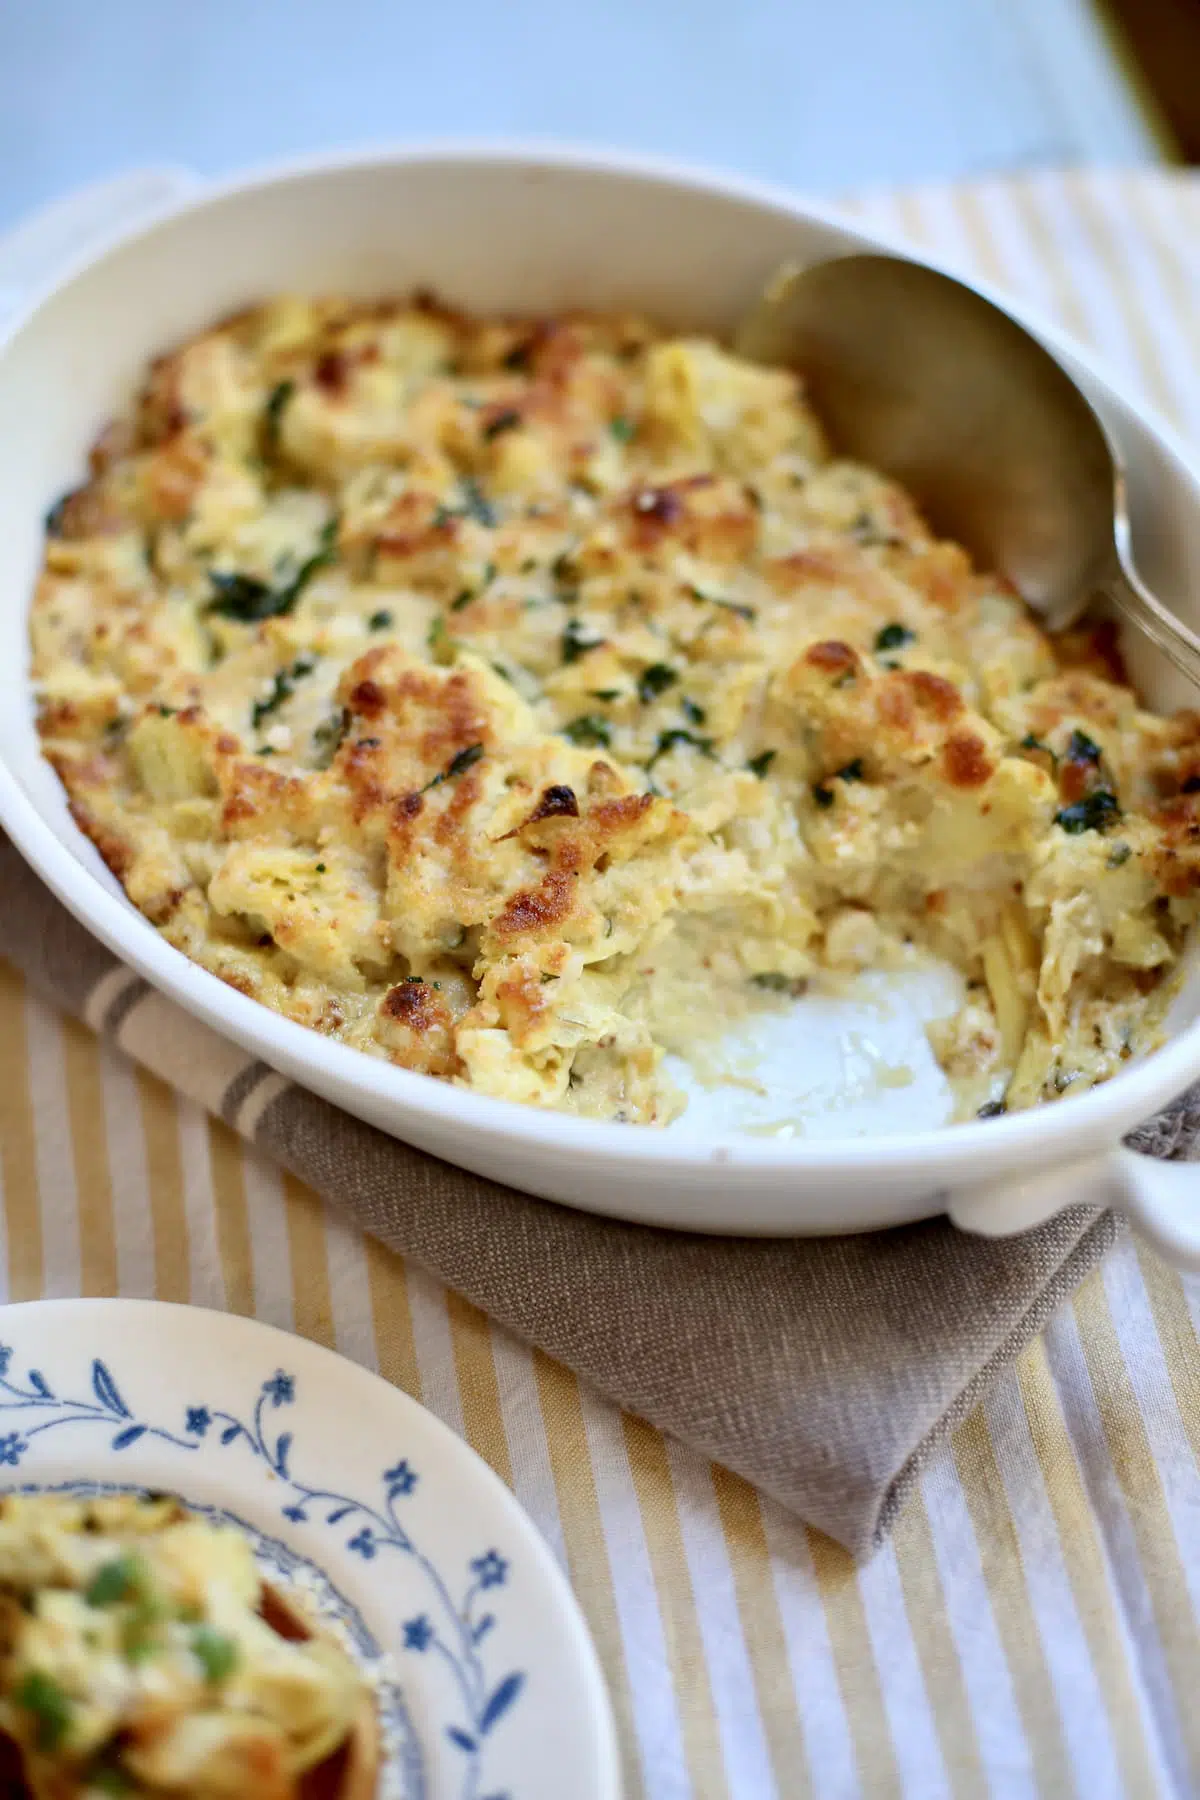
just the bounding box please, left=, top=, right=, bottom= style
left=31, top=296, right=1200, bottom=1122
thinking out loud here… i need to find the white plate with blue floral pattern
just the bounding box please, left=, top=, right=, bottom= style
left=0, top=1298, right=620, bottom=1800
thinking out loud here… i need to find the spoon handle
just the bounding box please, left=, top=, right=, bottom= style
left=1105, top=555, right=1200, bottom=691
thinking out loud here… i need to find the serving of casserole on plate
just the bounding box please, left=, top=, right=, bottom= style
left=30, top=291, right=1200, bottom=1128
left=0, top=1492, right=376, bottom=1800
left=0, top=1299, right=618, bottom=1800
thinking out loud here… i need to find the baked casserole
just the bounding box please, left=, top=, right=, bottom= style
left=0, top=1491, right=374, bottom=1799
left=30, top=296, right=1200, bottom=1124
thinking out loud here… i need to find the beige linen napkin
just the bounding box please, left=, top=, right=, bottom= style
left=8, top=836, right=1197, bottom=1556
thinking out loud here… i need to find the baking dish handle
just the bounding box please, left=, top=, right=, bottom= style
left=947, top=1146, right=1200, bottom=1269
left=0, top=166, right=200, bottom=326
left=1110, top=1147, right=1200, bottom=1268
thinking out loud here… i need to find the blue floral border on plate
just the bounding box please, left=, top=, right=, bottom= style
left=0, top=1344, right=525, bottom=1800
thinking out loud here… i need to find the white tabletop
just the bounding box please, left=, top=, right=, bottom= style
left=0, top=0, right=1162, bottom=235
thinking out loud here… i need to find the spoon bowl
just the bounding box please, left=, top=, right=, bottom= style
left=735, top=253, right=1200, bottom=684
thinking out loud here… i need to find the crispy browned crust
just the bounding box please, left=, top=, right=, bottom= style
left=29, top=291, right=1200, bottom=1122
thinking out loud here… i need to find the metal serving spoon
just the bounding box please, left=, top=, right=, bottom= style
left=734, top=254, right=1200, bottom=688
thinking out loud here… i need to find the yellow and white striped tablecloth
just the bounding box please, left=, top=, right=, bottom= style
left=3, top=167, right=1200, bottom=1800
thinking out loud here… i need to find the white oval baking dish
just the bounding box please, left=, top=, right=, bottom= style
left=0, top=144, right=1197, bottom=1253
